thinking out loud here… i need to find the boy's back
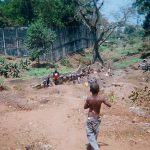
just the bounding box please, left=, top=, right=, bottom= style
left=84, top=82, right=111, bottom=150
left=85, top=95, right=111, bottom=119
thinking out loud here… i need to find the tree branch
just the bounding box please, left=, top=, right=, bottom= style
left=93, top=0, right=104, bottom=27
left=99, top=26, right=117, bottom=46
left=79, top=9, right=93, bottom=29
left=97, top=26, right=110, bottom=43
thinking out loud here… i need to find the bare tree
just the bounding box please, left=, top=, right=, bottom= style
left=75, top=0, right=128, bottom=65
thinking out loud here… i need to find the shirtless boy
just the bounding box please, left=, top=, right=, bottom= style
left=84, top=82, right=111, bottom=150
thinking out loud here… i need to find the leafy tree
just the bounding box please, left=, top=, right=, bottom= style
left=61, top=0, right=79, bottom=26
left=35, top=0, right=78, bottom=26
left=133, top=0, right=150, bottom=36
left=0, top=0, right=13, bottom=27
left=124, top=25, right=136, bottom=35
left=0, top=0, right=35, bottom=26
left=26, top=20, right=56, bottom=63
left=0, top=0, right=78, bottom=27
left=124, top=24, right=144, bottom=39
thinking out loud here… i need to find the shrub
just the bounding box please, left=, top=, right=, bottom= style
left=27, top=20, right=56, bottom=63
left=0, top=78, right=8, bottom=91
left=60, top=58, right=72, bottom=67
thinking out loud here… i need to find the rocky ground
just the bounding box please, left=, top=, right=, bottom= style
left=0, top=65, right=150, bottom=150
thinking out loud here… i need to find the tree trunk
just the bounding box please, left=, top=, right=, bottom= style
left=93, top=43, right=104, bottom=65
left=2, top=29, right=7, bottom=55
left=37, top=56, right=40, bottom=64
left=92, top=27, right=104, bottom=65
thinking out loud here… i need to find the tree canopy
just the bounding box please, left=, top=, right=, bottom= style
left=133, top=0, right=150, bottom=36
left=0, top=0, right=78, bottom=27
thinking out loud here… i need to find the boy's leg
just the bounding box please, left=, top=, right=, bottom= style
left=86, top=120, right=100, bottom=150
left=94, top=119, right=101, bottom=140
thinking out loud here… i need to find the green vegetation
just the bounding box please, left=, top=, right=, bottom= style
left=79, top=54, right=92, bottom=65
left=60, top=57, right=72, bottom=67
left=113, top=57, right=141, bottom=69
left=0, top=0, right=78, bottom=27
left=0, top=56, right=73, bottom=79
left=0, top=57, right=30, bottom=78
left=102, top=38, right=143, bottom=61
left=24, top=68, right=52, bottom=78
left=22, top=66, right=73, bottom=79
left=0, top=57, right=20, bottom=78
left=0, top=0, right=149, bottom=73
left=133, top=0, right=150, bottom=36
left=0, top=77, right=8, bottom=91
left=26, top=20, right=56, bottom=63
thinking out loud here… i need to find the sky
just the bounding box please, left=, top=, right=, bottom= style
left=102, top=0, right=143, bottom=25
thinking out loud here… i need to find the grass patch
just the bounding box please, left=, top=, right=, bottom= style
left=113, top=57, right=141, bottom=69
left=21, top=66, right=74, bottom=79
left=79, top=54, right=92, bottom=65
left=102, top=38, right=143, bottom=62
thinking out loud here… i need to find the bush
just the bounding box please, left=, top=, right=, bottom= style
left=60, top=58, right=72, bottom=67
left=0, top=78, right=8, bottom=91
left=0, top=58, right=23, bottom=78
left=27, top=20, right=56, bottom=63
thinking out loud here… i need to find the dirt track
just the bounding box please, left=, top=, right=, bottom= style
left=0, top=69, right=150, bottom=150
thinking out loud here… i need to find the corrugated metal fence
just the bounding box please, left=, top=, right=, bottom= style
left=0, top=26, right=94, bottom=61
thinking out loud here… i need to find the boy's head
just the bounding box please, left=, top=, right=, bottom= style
left=90, top=82, right=99, bottom=95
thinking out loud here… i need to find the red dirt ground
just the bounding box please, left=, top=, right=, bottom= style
left=0, top=67, right=150, bottom=150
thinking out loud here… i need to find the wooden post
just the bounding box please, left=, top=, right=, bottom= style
left=62, top=47, right=65, bottom=57
left=2, top=28, right=7, bottom=55
left=16, top=28, right=20, bottom=56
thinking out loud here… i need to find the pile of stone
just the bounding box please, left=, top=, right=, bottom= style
left=128, top=86, right=150, bottom=107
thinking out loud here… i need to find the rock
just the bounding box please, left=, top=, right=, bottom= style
left=138, top=138, right=142, bottom=142
left=67, top=115, right=71, bottom=118
left=147, top=129, right=150, bottom=133
left=129, top=139, right=137, bottom=144
left=112, top=83, right=123, bottom=87
left=132, top=117, right=138, bottom=123
left=40, top=98, right=49, bottom=104
left=39, top=143, right=52, bottom=150
left=25, top=145, right=32, bottom=150
left=32, top=84, right=43, bottom=89
left=25, top=143, right=52, bottom=150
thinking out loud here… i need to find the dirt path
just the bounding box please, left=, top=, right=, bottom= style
left=0, top=70, right=150, bottom=150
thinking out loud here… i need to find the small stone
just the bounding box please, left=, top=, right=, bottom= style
left=132, top=117, right=138, bottom=123
left=147, top=129, right=150, bottom=133
left=138, top=139, right=142, bottom=142
left=67, top=115, right=71, bottom=118
left=25, top=145, right=32, bottom=150
left=39, top=144, right=52, bottom=150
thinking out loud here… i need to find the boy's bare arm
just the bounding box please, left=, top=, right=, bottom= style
left=84, top=99, right=89, bottom=109
left=101, top=96, right=111, bottom=107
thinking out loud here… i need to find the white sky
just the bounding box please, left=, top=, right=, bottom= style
left=102, top=0, right=143, bottom=24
